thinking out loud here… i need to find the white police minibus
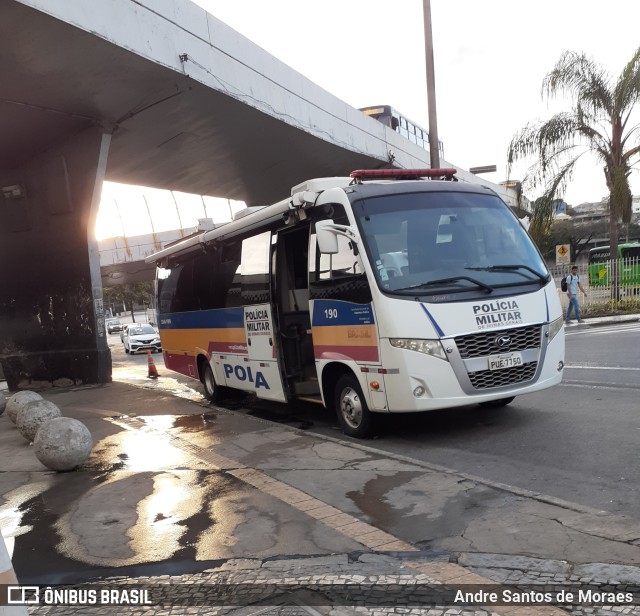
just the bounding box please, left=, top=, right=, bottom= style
left=146, top=169, right=564, bottom=438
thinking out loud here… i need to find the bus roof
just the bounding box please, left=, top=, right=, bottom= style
left=589, top=242, right=640, bottom=252
left=145, top=171, right=500, bottom=265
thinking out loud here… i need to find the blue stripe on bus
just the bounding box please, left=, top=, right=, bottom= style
left=420, top=304, right=445, bottom=337
left=157, top=307, right=244, bottom=330
left=312, top=300, right=375, bottom=327
left=544, top=290, right=549, bottom=322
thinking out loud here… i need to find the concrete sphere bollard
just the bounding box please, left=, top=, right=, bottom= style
left=16, top=399, right=62, bottom=442
left=0, top=391, right=6, bottom=416
left=6, top=391, right=43, bottom=424
left=33, top=417, right=93, bottom=471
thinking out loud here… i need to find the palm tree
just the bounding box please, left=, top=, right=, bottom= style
left=508, top=48, right=640, bottom=299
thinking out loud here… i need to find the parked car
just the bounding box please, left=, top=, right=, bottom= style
left=106, top=319, right=123, bottom=334
left=122, top=324, right=162, bottom=354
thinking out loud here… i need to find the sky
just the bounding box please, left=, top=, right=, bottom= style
left=96, top=183, right=245, bottom=241
left=98, top=0, right=640, bottom=239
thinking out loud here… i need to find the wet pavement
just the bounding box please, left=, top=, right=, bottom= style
left=2, top=324, right=640, bottom=614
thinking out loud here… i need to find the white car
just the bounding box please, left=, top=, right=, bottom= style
left=122, top=324, right=162, bottom=354
left=120, top=323, right=131, bottom=342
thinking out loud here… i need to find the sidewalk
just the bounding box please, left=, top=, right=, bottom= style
left=2, top=381, right=640, bottom=615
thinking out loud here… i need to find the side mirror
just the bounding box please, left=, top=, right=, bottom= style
left=315, top=220, right=339, bottom=254
left=315, top=220, right=361, bottom=254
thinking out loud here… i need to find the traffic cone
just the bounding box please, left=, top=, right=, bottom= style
left=1, top=532, right=29, bottom=614
left=147, top=350, right=159, bottom=379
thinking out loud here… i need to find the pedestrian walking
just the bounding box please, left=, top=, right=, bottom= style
left=565, top=265, right=587, bottom=323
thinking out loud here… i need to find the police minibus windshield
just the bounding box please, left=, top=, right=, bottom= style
left=352, top=191, right=548, bottom=298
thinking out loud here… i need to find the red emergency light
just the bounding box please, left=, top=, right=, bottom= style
left=350, top=168, right=457, bottom=182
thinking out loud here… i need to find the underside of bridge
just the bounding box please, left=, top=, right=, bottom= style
left=0, top=1, right=388, bottom=390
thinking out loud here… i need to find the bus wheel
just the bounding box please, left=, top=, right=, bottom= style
left=202, top=363, right=221, bottom=402
left=479, top=396, right=516, bottom=408
left=334, top=374, right=374, bottom=439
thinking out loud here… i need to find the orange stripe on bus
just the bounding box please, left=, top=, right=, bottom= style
left=159, top=328, right=246, bottom=353
left=311, top=324, right=378, bottom=347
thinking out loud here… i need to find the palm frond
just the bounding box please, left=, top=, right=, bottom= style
left=614, top=47, right=640, bottom=113
left=508, top=114, right=577, bottom=165
left=527, top=160, right=577, bottom=246
left=543, top=51, right=613, bottom=115
left=623, top=143, right=640, bottom=163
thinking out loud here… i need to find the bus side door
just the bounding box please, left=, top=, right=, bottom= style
left=240, top=232, right=287, bottom=402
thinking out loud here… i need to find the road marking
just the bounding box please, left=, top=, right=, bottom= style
left=565, top=324, right=640, bottom=336
left=565, top=364, right=640, bottom=371
left=560, top=381, right=639, bottom=391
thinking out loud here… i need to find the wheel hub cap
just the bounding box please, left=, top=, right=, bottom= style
left=340, top=387, right=362, bottom=429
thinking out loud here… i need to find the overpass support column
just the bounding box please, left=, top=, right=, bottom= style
left=0, top=127, right=112, bottom=390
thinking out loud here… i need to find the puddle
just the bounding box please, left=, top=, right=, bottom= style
left=172, top=413, right=217, bottom=432
left=9, top=469, right=245, bottom=581
left=112, top=367, right=205, bottom=403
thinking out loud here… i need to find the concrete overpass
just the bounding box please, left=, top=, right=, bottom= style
left=0, top=0, right=515, bottom=390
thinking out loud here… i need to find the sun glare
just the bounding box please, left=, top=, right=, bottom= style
left=95, top=182, right=245, bottom=241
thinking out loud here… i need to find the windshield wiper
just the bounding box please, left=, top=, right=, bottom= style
left=466, top=264, right=548, bottom=283
left=395, top=276, right=494, bottom=294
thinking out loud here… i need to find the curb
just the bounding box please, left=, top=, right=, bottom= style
left=566, top=315, right=640, bottom=329
left=582, top=315, right=640, bottom=326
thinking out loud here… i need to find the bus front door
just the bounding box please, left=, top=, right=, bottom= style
left=243, top=303, right=287, bottom=402
left=235, top=232, right=287, bottom=402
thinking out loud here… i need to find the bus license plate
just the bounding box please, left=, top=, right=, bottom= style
left=488, top=352, right=523, bottom=371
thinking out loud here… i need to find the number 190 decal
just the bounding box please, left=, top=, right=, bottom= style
left=324, top=308, right=338, bottom=319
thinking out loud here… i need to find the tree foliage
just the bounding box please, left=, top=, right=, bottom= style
left=508, top=48, right=640, bottom=297
left=542, top=218, right=602, bottom=261
left=103, top=282, right=153, bottom=321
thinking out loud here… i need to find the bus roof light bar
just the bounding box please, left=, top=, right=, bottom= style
left=350, top=168, right=457, bottom=182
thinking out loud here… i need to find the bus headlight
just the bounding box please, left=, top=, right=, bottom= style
left=548, top=316, right=564, bottom=342
left=389, top=338, right=448, bottom=361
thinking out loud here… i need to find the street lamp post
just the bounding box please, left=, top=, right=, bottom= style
left=423, top=0, right=440, bottom=169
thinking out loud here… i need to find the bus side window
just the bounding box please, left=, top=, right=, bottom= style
left=193, top=251, right=217, bottom=310
left=158, top=264, right=183, bottom=314
left=241, top=231, right=271, bottom=305
left=173, top=259, right=195, bottom=312
left=219, top=242, right=242, bottom=308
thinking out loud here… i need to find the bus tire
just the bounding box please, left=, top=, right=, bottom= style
left=201, top=362, right=222, bottom=403
left=334, top=374, right=375, bottom=439
left=479, top=396, right=516, bottom=408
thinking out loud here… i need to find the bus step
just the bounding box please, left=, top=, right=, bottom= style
left=292, top=380, right=321, bottom=395
left=296, top=394, right=323, bottom=405
left=301, top=365, right=318, bottom=380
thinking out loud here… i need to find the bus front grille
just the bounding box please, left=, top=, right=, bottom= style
left=468, top=362, right=537, bottom=389
left=455, top=324, right=542, bottom=359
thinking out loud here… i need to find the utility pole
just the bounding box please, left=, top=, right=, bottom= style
left=423, top=0, right=440, bottom=168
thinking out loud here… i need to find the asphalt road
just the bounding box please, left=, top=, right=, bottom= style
left=108, top=321, right=640, bottom=519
